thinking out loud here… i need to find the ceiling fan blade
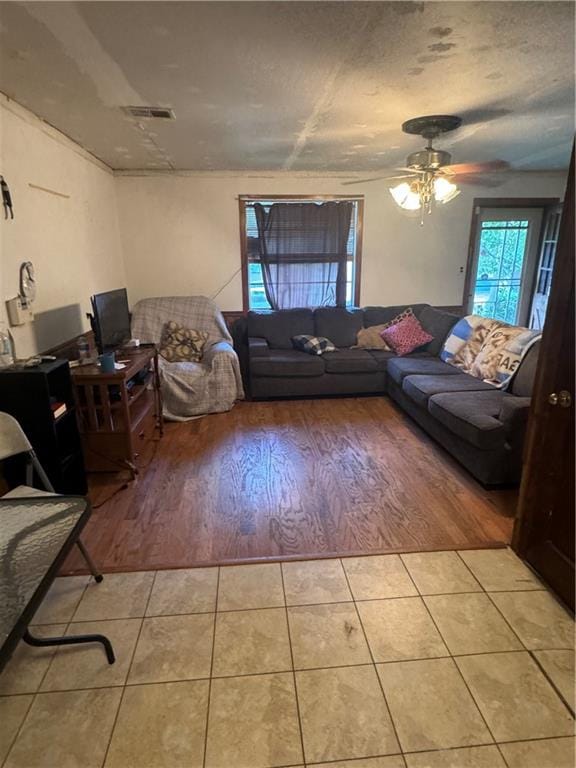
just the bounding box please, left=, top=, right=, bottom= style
left=452, top=174, right=506, bottom=188
left=341, top=174, right=414, bottom=186
left=442, top=160, right=509, bottom=175
left=341, top=175, right=390, bottom=186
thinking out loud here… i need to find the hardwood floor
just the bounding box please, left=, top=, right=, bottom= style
left=63, top=397, right=517, bottom=574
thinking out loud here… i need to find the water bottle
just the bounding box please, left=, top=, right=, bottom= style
left=77, top=335, right=90, bottom=361
left=0, top=323, right=14, bottom=367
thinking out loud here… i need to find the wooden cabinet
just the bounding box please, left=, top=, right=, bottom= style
left=71, top=348, right=163, bottom=476
left=0, top=359, right=87, bottom=494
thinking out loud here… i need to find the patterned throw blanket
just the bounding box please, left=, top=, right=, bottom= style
left=441, top=315, right=541, bottom=388
left=131, top=296, right=244, bottom=420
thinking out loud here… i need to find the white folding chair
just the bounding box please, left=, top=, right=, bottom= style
left=0, top=411, right=102, bottom=582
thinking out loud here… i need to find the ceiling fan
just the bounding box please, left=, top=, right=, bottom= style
left=342, top=115, right=509, bottom=218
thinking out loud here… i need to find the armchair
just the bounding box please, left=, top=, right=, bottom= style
left=130, top=296, right=244, bottom=420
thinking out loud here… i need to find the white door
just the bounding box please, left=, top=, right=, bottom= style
left=467, top=207, right=544, bottom=326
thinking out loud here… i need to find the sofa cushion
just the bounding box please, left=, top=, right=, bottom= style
left=403, top=374, right=496, bottom=408
left=314, top=307, right=363, bottom=348
left=248, top=337, right=269, bottom=357
left=418, top=306, right=460, bottom=356
left=366, top=349, right=396, bottom=370
left=428, top=390, right=507, bottom=450
left=250, top=349, right=324, bottom=378
left=322, top=349, right=380, bottom=374
left=387, top=356, right=463, bottom=385
left=363, top=304, right=429, bottom=328
left=509, top=340, right=540, bottom=397
left=247, top=309, right=314, bottom=350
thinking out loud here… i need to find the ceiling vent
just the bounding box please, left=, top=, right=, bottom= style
left=123, top=106, right=175, bottom=120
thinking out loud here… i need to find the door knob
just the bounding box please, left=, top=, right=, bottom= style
left=548, top=391, right=572, bottom=408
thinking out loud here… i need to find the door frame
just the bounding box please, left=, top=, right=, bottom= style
left=462, top=198, right=559, bottom=318
left=511, top=152, right=574, bottom=609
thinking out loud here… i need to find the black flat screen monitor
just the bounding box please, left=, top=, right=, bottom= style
left=91, top=288, right=131, bottom=351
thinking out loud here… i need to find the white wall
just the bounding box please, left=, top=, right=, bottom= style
left=0, top=96, right=125, bottom=359
left=115, top=170, right=567, bottom=311
left=0, top=89, right=568, bottom=363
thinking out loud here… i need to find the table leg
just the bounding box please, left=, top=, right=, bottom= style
left=153, top=350, right=164, bottom=436
left=24, top=629, right=115, bottom=664
left=76, top=539, right=104, bottom=583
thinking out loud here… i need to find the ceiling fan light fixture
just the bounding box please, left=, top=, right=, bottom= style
left=390, top=182, right=421, bottom=210
left=433, top=176, right=460, bottom=204
left=407, top=148, right=452, bottom=171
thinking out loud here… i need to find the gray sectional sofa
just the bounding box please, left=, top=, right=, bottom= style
left=234, top=304, right=539, bottom=486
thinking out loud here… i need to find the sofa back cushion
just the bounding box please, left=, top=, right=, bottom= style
left=314, top=307, right=363, bottom=348
left=510, top=339, right=540, bottom=397
left=363, top=304, right=429, bottom=328
left=247, top=309, right=314, bottom=349
left=418, top=306, right=460, bottom=356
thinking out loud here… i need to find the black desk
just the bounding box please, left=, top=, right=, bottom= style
left=0, top=496, right=114, bottom=674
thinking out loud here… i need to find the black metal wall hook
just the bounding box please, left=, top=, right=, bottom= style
left=0, top=175, right=14, bottom=219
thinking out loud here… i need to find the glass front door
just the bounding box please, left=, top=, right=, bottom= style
left=467, top=208, right=543, bottom=326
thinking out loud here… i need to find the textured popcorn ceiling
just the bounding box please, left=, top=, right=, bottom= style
left=0, top=1, right=573, bottom=172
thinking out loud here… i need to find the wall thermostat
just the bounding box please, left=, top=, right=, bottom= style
left=6, top=296, right=34, bottom=326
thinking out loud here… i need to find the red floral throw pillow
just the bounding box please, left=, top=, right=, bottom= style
left=381, top=314, right=434, bottom=356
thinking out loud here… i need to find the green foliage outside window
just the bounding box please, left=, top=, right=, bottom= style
left=472, top=220, right=528, bottom=324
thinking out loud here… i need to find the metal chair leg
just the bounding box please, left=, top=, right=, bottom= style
left=76, top=539, right=104, bottom=583
left=28, top=452, right=104, bottom=585
left=24, top=629, right=115, bottom=664
left=31, top=453, right=56, bottom=493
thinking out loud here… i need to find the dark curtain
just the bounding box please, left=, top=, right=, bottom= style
left=254, top=201, right=353, bottom=310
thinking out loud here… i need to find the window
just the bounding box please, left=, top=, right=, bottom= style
left=530, top=205, right=562, bottom=330
left=472, top=219, right=530, bottom=324
left=464, top=199, right=558, bottom=327
left=239, top=196, right=363, bottom=311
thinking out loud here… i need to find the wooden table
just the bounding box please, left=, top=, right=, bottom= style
left=71, top=347, right=163, bottom=478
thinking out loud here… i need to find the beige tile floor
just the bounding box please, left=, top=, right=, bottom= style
left=0, top=548, right=574, bottom=768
